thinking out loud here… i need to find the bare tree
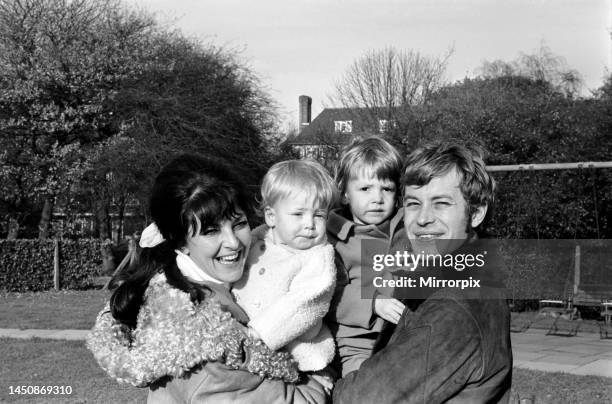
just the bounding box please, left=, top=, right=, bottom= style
left=330, top=46, right=452, bottom=112
left=326, top=46, right=452, bottom=147
left=479, top=43, right=583, bottom=97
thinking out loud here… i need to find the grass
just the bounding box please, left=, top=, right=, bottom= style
left=0, top=289, right=607, bottom=334
left=0, top=289, right=110, bottom=330
left=0, top=338, right=148, bottom=403
left=510, top=368, right=612, bottom=404
left=0, top=337, right=610, bottom=404
left=1, top=290, right=610, bottom=403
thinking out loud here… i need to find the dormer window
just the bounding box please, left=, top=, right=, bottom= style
left=334, top=120, right=352, bottom=133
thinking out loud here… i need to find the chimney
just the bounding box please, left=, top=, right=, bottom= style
left=298, top=95, right=312, bottom=132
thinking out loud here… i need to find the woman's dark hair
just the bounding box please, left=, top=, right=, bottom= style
left=109, top=154, right=253, bottom=329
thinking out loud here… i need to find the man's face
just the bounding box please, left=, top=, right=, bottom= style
left=402, top=169, right=486, bottom=254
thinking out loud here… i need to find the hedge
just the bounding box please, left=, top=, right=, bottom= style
left=0, top=239, right=103, bottom=292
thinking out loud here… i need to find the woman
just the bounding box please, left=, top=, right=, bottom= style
left=87, top=154, right=327, bottom=403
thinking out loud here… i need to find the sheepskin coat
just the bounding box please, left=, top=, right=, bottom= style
left=86, top=272, right=298, bottom=388
left=232, top=230, right=336, bottom=371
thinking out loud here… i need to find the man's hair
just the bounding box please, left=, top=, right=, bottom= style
left=335, top=137, right=403, bottom=198
left=401, top=142, right=496, bottom=224
left=261, top=159, right=338, bottom=210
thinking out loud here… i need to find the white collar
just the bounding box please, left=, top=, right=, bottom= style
left=175, top=250, right=224, bottom=285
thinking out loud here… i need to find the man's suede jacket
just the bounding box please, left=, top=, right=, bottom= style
left=333, top=240, right=513, bottom=404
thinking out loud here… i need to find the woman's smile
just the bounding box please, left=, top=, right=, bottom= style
left=216, top=250, right=242, bottom=264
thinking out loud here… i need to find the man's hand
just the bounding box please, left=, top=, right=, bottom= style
left=374, top=296, right=405, bottom=324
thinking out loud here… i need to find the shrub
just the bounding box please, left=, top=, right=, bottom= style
left=0, top=239, right=103, bottom=292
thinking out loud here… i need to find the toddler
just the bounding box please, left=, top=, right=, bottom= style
left=326, top=137, right=408, bottom=376
left=233, top=159, right=338, bottom=372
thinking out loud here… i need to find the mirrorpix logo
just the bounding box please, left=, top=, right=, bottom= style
left=373, top=275, right=482, bottom=289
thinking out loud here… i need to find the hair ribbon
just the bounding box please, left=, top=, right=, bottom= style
left=139, top=223, right=165, bottom=248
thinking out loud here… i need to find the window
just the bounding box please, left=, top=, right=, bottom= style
left=306, top=145, right=315, bottom=158
left=378, top=119, right=396, bottom=133
left=294, top=146, right=306, bottom=158
left=378, top=119, right=389, bottom=133
left=334, top=120, right=352, bottom=133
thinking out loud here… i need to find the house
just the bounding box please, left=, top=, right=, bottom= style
left=285, top=95, right=396, bottom=168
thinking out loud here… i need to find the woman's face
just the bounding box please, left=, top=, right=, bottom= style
left=185, top=210, right=251, bottom=284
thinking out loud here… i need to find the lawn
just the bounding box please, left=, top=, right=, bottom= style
left=1, top=289, right=605, bottom=335
left=0, top=338, right=610, bottom=404
left=510, top=368, right=612, bottom=403
left=0, top=289, right=110, bottom=330
left=0, top=338, right=147, bottom=403
left=1, top=290, right=610, bottom=403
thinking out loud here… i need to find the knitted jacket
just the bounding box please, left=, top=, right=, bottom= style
left=232, top=229, right=336, bottom=371
left=87, top=272, right=298, bottom=387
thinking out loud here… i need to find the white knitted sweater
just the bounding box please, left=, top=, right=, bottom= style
left=233, top=231, right=336, bottom=371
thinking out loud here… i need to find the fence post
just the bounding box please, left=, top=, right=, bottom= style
left=54, top=239, right=60, bottom=291
left=573, top=244, right=580, bottom=296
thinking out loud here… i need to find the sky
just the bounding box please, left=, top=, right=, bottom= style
left=130, top=0, right=611, bottom=128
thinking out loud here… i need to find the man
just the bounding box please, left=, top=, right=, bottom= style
left=333, top=142, right=512, bottom=404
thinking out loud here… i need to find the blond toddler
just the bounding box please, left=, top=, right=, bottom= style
left=233, top=159, right=337, bottom=372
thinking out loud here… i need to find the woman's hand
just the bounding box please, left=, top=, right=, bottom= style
left=374, top=296, right=405, bottom=324
left=222, top=327, right=299, bottom=383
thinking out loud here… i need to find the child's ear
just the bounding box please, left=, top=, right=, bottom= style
left=264, top=206, right=276, bottom=228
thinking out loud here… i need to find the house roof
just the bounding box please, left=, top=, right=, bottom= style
left=286, top=107, right=389, bottom=146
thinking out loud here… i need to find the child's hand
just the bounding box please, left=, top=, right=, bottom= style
left=374, top=296, right=405, bottom=324
left=311, top=371, right=334, bottom=394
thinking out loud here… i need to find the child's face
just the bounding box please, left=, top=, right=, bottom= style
left=344, top=172, right=397, bottom=225
left=265, top=194, right=328, bottom=250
